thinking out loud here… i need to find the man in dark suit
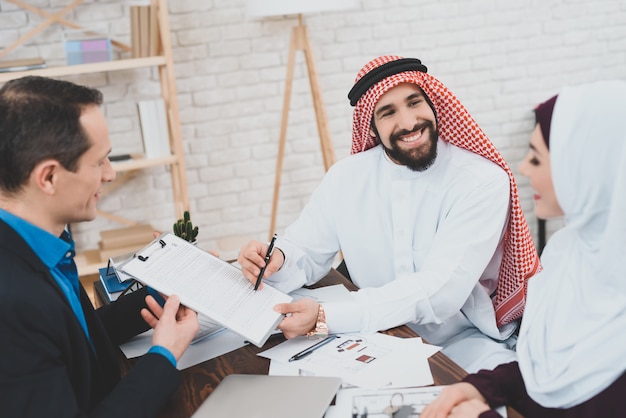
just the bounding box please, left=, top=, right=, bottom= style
left=0, top=76, right=199, bottom=417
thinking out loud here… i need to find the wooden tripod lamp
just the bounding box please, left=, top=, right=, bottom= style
left=246, top=0, right=357, bottom=240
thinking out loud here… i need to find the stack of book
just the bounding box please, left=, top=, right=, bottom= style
left=130, top=1, right=160, bottom=58
left=97, top=267, right=135, bottom=303
left=98, top=224, right=155, bottom=262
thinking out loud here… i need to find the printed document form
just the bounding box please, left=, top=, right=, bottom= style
left=119, top=233, right=292, bottom=347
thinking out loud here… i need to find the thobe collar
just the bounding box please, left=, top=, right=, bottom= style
left=379, top=137, right=449, bottom=180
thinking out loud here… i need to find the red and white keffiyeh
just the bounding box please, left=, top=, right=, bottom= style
left=350, top=55, right=540, bottom=327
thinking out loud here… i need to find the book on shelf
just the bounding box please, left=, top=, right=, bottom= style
left=138, top=4, right=150, bottom=57
left=109, top=154, right=133, bottom=162
left=116, top=232, right=293, bottom=347
left=130, top=2, right=160, bottom=58
left=63, top=28, right=113, bottom=65
left=130, top=5, right=141, bottom=58
left=149, top=0, right=161, bottom=56
left=137, top=99, right=170, bottom=159
left=0, top=57, right=46, bottom=73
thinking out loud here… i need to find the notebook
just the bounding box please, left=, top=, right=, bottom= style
left=191, top=374, right=342, bottom=418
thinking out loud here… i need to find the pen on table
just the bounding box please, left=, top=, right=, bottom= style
left=254, top=233, right=277, bottom=291
left=288, top=334, right=338, bottom=362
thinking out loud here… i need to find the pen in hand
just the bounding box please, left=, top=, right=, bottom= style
left=288, top=335, right=338, bottom=362
left=254, top=233, right=277, bottom=291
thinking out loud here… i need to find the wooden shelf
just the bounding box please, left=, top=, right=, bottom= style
left=0, top=0, right=189, bottom=277
left=0, top=56, right=167, bottom=83
left=75, top=249, right=103, bottom=276
left=112, top=155, right=177, bottom=172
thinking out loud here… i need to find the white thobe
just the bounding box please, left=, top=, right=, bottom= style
left=268, top=140, right=517, bottom=371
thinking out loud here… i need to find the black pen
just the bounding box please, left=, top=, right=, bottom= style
left=254, top=233, right=277, bottom=291
left=288, top=335, right=338, bottom=362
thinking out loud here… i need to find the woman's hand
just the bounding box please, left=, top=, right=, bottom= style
left=421, top=383, right=487, bottom=418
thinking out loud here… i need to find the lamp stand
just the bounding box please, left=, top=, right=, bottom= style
left=269, top=14, right=336, bottom=240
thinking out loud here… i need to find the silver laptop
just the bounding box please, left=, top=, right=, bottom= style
left=191, top=374, right=342, bottom=418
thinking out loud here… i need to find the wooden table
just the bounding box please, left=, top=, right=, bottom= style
left=112, top=269, right=522, bottom=418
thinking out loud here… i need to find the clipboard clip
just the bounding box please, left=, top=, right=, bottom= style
left=106, top=258, right=115, bottom=276
left=137, top=239, right=167, bottom=261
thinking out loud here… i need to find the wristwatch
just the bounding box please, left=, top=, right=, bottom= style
left=306, top=304, right=329, bottom=339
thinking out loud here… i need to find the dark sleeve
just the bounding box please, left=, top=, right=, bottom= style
left=0, top=289, right=179, bottom=418
left=1, top=351, right=179, bottom=418
left=479, top=411, right=504, bottom=418
left=96, top=286, right=151, bottom=344
left=86, top=353, right=181, bottom=418
left=463, top=361, right=530, bottom=415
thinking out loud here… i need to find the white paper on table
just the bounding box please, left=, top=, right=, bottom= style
left=268, top=360, right=300, bottom=376
left=289, top=284, right=351, bottom=302
left=400, top=337, right=441, bottom=358
left=259, top=333, right=438, bottom=389
left=119, top=328, right=248, bottom=370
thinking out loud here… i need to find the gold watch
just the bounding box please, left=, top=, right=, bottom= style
left=306, top=304, right=329, bottom=339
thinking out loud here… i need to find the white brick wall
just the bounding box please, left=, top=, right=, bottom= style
left=1, top=0, right=625, bottom=260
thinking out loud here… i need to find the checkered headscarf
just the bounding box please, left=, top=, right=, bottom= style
left=348, top=55, right=540, bottom=327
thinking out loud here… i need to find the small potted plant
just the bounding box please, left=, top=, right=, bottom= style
left=173, top=210, right=199, bottom=244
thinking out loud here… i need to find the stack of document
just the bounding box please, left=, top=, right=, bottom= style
left=257, top=284, right=505, bottom=417
left=259, top=333, right=440, bottom=389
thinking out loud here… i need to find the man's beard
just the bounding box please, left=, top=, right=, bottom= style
left=380, top=121, right=438, bottom=172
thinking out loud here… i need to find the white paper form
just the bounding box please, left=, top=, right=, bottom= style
left=260, top=333, right=439, bottom=389
left=119, top=233, right=292, bottom=347
left=289, top=284, right=351, bottom=302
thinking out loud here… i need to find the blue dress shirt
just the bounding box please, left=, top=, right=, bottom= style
left=0, top=209, right=92, bottom=348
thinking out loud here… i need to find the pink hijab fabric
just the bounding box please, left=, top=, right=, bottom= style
left=350, top=55, right=540, bottom=327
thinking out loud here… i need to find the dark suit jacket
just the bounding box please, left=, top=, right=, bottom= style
left=0, top=220, right=181, bottom=417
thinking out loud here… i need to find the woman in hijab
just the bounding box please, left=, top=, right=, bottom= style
left=421, top=80, right=626, bottom=417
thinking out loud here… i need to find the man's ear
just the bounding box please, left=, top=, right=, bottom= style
left=31, top=159, right=60, bottom=195
left=369, top=121, right=379, bottom=139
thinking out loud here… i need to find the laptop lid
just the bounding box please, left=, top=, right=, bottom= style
left=191, top=374, right=342, bottom=418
